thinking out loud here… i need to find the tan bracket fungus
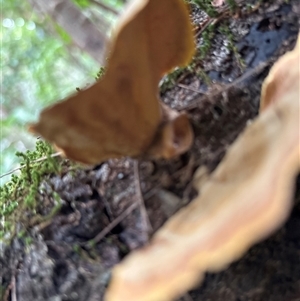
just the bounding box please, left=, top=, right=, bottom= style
left=29, top=0, right=195, bottom=164
left=105, top=34, right=300, bottom=301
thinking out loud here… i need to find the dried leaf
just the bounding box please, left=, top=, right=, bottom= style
left=29, top=0, right=195, bottom=164
left=105, top=35, right=300, bottom=301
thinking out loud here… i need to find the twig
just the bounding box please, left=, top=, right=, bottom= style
left=89, top=202, right=138, bottom=245
left=182, top=59, right=273, bottom=111
left=0, top=152, right=62, bottom=179
left=3, top=284, right=10, bottom=301
left=102, top=193, right=114, bottom=220
left=84, top=179, right=156, bottom=246
left=177, top=83, right=205, bottom=95
left=216, top=0, right=245, bottom=13
left=11, top=276, right=17, bottom=301
left=3, top=274, right=16, bottom=301
left=134, top=160, right=152, bottom=234
left=195, top=18, right=212, bottom=38
left=195, top=0, right=242, bottom=39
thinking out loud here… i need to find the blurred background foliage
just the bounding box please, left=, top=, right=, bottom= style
left=1, top=0, right=125, bottom=183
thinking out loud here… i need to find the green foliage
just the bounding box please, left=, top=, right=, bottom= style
left=73, top=0, right=91, bottom=8
left=72, top=0, right=124, bottom=9
left=1, top=0, right=100, bottom=177
left=0, top=140, right=60, bottom=241
left=54, top=24, right=72, bottom=43
left=71, top=0, right=123, bottom=26
left=0, top=0, right=125, bottom=243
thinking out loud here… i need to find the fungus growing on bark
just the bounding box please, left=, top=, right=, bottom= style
left=105, top=35, right=300, bottom=301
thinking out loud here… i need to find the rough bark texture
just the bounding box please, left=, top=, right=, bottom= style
left=1, top=0, right=300, bottom=300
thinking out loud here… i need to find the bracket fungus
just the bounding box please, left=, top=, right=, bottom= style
left=105, top=35, right=300, bottom=301
left=29, top=0, right=195, bottom=164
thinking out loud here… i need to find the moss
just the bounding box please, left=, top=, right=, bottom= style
left=0, top=140, right=61, bottom=242
left=190, top=0, right=218, bottom=17
left=0, top=66, right=108, bottom=243
left=226, top=0, right=238, bottom=12
left=73, top=243, right=81, bottom=254
left=96, top=66, right=106, bottom=80
left=159, top=67, right=185, bottom=93
left=199, top=23, right=216, bottom=59
left=159, top=24, right=215, bottom=93
left=219, top=23, right=245, bottom=69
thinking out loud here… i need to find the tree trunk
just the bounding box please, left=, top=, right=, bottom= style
left=29, top=0, right=108, bottom=65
